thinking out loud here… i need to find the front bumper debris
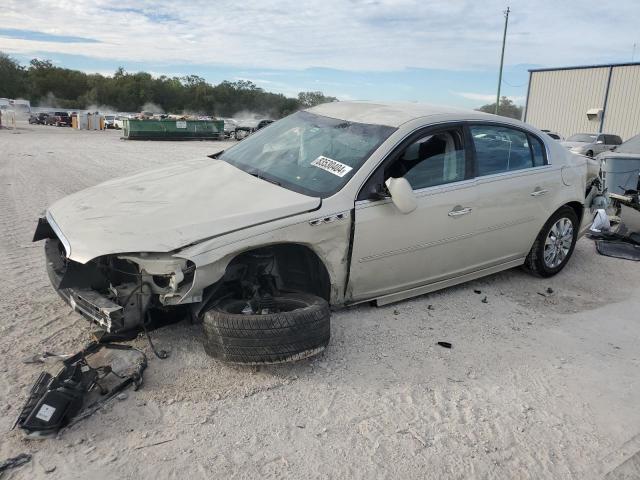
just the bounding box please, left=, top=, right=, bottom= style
left=45, top=238, right=126, bottom=332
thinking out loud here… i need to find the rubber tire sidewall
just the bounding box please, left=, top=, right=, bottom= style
left=524, top=206, right=579, bottom=278
left=202, top=292, right=330, bottom=365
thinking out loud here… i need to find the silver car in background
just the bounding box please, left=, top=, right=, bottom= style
left=561, top=133, right=622, bottom=157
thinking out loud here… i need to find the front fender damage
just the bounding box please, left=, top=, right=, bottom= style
left=42, top=233, right=197, bottom=333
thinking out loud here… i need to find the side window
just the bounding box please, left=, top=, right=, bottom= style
left=596, top=134, right=606, bottom=144
left=470, top=125, right=536, bottom=176
left=528, top=134, right=546, bottom=167
left=606, top=135, right=622, bottom=145
left=386, top=128, right=466, bottom=190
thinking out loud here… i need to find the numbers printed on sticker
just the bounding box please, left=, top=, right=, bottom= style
left=310, top=156, right=353, bottom=177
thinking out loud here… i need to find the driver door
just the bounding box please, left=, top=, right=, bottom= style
left=348, top=125, right=480, bottom=302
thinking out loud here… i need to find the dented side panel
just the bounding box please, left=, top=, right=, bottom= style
left=177, top=208, right=353, bottom=305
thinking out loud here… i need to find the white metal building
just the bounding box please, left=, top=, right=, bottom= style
left=523, top=62, right=640, bottom=141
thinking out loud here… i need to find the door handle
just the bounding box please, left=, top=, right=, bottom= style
left=448, top=207, right=473, bottom=217
left=530, top=189, right=548, bottom=197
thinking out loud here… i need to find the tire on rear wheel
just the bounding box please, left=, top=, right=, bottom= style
left=202, top=292, right=330, bottom=364
left=524, top=206, right=579, bottom=278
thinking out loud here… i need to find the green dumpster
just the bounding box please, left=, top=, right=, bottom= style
left=123, top=119, right=225, bottom=140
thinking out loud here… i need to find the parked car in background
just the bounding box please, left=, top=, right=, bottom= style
left=46, top=111, right=71, bottom=127
left=541, top=129, right=563, bottom=141
left=33, top=102, right=601, bottom=364
left=221, top=118, right=238, bottom=138
left=235, top=118, right=274, bottom=140
left=104, top=115, right=116, bottom=129
left=561, top=133, right=622, bottom=157
left=28, top=113, right=49, bottom=125
left=257, top=119, right=274, bottom=130
left=113, top=116, right=127, bottom=129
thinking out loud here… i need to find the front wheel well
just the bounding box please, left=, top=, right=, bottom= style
left=219, top=244, right=332, bottom=302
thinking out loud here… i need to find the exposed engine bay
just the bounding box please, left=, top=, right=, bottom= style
left=43, top=235, right=196, bottom=333
left=37, top=215, right=329, bottom=335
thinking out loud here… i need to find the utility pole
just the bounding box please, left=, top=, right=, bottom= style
left=495, top=6, right=510, bottom=115
left=633, top=43, right=637, bottom=62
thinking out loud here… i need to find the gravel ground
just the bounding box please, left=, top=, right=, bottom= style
left=1, top=123, right=639, bottom=480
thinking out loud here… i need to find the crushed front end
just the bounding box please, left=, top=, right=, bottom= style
left=34, top=215, right=197, bottom=334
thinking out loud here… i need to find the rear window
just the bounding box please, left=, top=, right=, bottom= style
left=529, top=135, right=547, bottom=166
left=470, top=125, right=545, bottom=176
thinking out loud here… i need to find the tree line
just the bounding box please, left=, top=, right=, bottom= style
left=476, top=96, right=523, bottom=120
left=0, top=52, right=337, bottom=118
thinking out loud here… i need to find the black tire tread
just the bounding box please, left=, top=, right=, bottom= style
left=202, top=292, right=330, bottom=364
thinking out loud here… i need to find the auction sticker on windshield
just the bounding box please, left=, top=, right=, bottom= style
left=311, top=156, right=353, bottom=177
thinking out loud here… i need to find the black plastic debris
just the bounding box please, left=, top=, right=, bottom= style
left=437, top=342, right=452, bottom=349
left=22, top=351, right=73, bottom=365
left=14, top=342, right=147, bottom=437
left=595, top=240, right=640, bottom=261
left=546, top=287, right=554, bottom=294
left=473, top=289, right=482, bottom=294
left=0, top=453, right=31, bottom=473
left=481, top=296, right=488, bottom=303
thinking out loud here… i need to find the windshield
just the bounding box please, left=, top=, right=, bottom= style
left=567, top=133, right=596, bottom=143
left=219, top=111, right=396, bottom=197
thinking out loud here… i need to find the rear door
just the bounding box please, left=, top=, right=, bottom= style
left=467, top=123, right=561, bottom=266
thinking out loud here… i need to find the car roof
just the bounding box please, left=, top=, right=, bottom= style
left=306, top=101, right=499, bottom=127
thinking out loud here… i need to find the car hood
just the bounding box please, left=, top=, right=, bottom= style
left=560, top=141, right=589, bottom=149
left=48, top=158, right=321, bottom=263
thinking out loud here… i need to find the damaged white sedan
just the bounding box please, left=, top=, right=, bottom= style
left=34, top=102, right=601, bottom=364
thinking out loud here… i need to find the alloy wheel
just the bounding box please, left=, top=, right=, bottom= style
left=543, top=217, right=574, bottom=268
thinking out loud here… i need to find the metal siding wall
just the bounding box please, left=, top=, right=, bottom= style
left=602, top=65, right=640, bottom=140
left=525, top=67, right=609, bottom=138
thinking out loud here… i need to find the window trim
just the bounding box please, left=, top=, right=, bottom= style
left=465, top=122, right=549, bottom=179
left=356, top=122, right=473, bottom=201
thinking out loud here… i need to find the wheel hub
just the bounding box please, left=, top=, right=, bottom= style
left=543, top=217, right=574, bottom=268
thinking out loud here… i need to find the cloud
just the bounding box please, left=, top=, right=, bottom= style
left=1, top=0, right=639, bottom=72
left=0, top=28, right=99, bottom=44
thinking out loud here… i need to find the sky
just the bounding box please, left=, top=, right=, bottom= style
left=1, top=0, right=639, bottom=108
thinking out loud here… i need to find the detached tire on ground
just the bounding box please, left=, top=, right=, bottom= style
left=202, top=292, right=330, bottom=364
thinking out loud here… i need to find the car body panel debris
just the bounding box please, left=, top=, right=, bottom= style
left=14, top=342, right=146, bottom=437
left=595, top=241, right=640, bottom=261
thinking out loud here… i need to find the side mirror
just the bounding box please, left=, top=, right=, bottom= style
left=596, top=140, right=604, bottom=144
left=385, top=177, right=417, bottom=214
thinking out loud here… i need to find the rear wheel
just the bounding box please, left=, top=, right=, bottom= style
left=524, top=206, right=579, bottom=277
left=585, top=150, right=593, bottom=157
left=202, top=292, right=330, bottom=364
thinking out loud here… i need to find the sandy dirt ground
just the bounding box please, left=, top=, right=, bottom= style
left=0, top=123, right=639, bottom=480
